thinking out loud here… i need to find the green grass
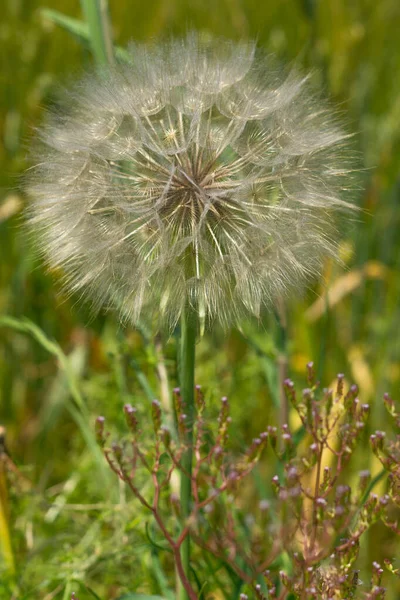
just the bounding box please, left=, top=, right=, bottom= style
left=0, top=0, right=400, bottom=598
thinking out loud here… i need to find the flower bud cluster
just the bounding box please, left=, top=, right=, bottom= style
left=96, top=370, right=398, bottom=598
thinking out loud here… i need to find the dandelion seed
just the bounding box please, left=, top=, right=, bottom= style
left=26, top=33, right=356, bottom=329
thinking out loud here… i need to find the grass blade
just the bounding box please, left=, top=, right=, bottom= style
left=80, top=0, right=114, bottom=66
left=41, top=8, right=130, bottom=62
left=0, top=316, right=111, bottom=487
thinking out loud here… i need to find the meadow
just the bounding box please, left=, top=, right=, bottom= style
left=0, top=0, right=399, bottom=598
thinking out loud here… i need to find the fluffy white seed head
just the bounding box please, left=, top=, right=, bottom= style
left=26, top=34, right=356, bottom=329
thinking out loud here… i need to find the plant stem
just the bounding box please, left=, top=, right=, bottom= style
left=275, top=300, right=289, bottom=447
left=0, top=451, right=15, bottom=576
left=178, top=304, right=197, bottom=600
left=80, top=0, right=114, bottom=67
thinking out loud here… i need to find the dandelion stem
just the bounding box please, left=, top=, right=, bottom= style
left=178, top=303, right=197, bottom=600
left=275, top=301, right=289, bottom=437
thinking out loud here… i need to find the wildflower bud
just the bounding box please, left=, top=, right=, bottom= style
left=220, top=396, right=229, bottom=410
left=384, top=558, right=399, bottom=577
left=370, top=431, right=386, bottom=454
left=284, top=379, right=296, bottom=406
left=279, top=571, right=292, bottom=590
left=124, top=404, right=138, bottom=434
left=372, top=562, right=384, bottom=586
left=247, top=432, right=268, bottom=463
left=336, top=373, right=345, bottom=396
left=264, top=571, right=276, bottom=596
left=239, top=595, right=248, bottom=600
left=358, top=469, right=371, bottom=493
left=161, top=425, right=171, bottom=449
left=360, top=403, right=370, bottom=420
left=267, top=426, right=278, bottom=452
left=316, top=497, right=327, bottom=506
left=95, top=416, right=106, bottom=447
left=344, top=384, right=358, bottom=411
left=337, top=538, right=359, bottom=568
left=304, top=442, right=319, bottom=468
left=178, top=414, right=188, bottom=438
left=151, top=399, right=162, bottom=435
left=383, top=392, right=398, bottom=418
left=306, top=361, right=315, bottom=386
left=321, top=466, right=333, bottom=492
left=195, top=385, right=205, bottom=411
left=362, top=493, right=378, bottom=521
left=218, top=396, right=231, bottom=444
left=173, top=388, right=184, bottom=419
left=246, top=437, right=262, bottom=463
left=271, top=475, right=280, bottom=494
left=281, top=430, right=294, bottom=457
left=379, top=494, right=389, bottom=507
left=316, top=497, right=328, bottom=521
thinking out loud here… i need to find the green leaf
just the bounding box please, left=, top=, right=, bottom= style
left=0, top=316, right=112, bottom=487
left=40, top=8, right=131, bottom=63
left=80, top=0, right=114, bottom=66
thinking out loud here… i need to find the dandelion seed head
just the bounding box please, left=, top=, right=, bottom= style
left=26, top=33, right=356, bottom=329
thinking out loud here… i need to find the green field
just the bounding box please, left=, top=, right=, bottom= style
left=0, top=0, right=399, bottom=598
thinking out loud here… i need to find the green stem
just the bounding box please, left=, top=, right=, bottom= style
left=178, top=304, right=197, bottom=600
left=0, top=463, right=15, bottom=577
left=80, top=0, right=114, bottom=67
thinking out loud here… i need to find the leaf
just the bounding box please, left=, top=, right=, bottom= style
left=40, top=8, right=131, bottom=63
left=0, top=316, right=112, bottom=487
left=80, top=0, right=114, bottom=66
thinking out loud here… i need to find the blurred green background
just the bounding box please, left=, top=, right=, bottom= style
left=0, top=0, right=399, bottom=598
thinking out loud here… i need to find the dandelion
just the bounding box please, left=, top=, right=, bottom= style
left=25, top=35, right=356, bottom=599
left=26, top=33, right=355, bottom=331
